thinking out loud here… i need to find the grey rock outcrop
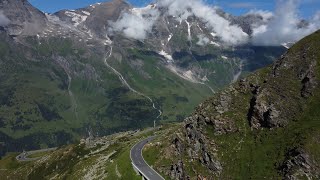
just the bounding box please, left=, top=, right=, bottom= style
left=299, top=56, right=317, bottom=98
left=170, top=160, right=186, bottom=180
left=280, top=149, right=320, bottom=180
left=184, top=115, right=223, bottom=173
left=54, top=0, right=130, bottom=39
left=248, top=46, right=318, bottom=129
left=0, top=0, right=48, bottom=36
left=248, top=89, right=283, bottom=129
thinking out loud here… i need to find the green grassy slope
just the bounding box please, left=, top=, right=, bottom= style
left=0, top=129, right=159, bottom=180
left=0, top=34, right=160, bottom=155
left=0, top=26, right=284, bottom=157
left=145, top=31, right=320, bottom=179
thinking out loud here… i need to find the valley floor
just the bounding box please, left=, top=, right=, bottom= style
left=0, top=125, right=177, bottom=180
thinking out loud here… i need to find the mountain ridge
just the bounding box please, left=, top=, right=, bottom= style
left=0, top=0, right=286, bottom=157
left=0, top=0, right=48, bottom=35
left=143, top=30, right=320, bottom=179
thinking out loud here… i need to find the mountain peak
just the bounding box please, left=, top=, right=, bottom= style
left=0, top=0, right=47, bottom=36
left=89, top=0, right=129, bottom=8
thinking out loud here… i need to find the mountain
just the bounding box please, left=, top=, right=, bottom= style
left=0, top=0, right=286, bottom=156
left=144, top=30, right=320, bottom=179
left=54, top=0, right=130, bottom=38
left=0, top=0, right=48, bottom=36
left=1, top=30, right=319, bottom=180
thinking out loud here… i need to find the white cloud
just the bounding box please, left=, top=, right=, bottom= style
left=0, top=11, right=10, bottom=26
left=109, top=0, right=319, bottom=46
left=252, top=24, right=267, bottom=36
left=245, top=10, right=274, bottom=22
left=196, top=34, right=210, bottom=46
left=109, top=5, right=159, bottom=40
left=157, top=0, right=248, bottom=45
left=109, top=0, right=249, bottom=44
left=252, top=0, right=320, bottom=46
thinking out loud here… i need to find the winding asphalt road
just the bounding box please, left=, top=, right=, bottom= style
left=16, top=147, right=57, bottom=162
left=130, top=136, right=164, bottom=180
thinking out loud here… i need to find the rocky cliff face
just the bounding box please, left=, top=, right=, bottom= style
left=248, top=46, right=318, bottom=129
left=54, top=0, right=130, bottom=39
left=280, top=148, right=320, bottom=179
left=0, top=0, right=47, bottom=35
left=150, top=30, right=320, bottom=179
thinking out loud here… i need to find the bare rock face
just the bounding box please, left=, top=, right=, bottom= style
left=194, top=92, right=237, bottom=135
left=248, top=89, right=282, bottom=129
left=165, top=87, right=238, bottom=177
left=213, top=93, right=232, bottom=114
left=299, top=58, right=317, bottom=98
left=53, top=56, right=100, bottom=81
left=0, top=0, right=48, bottom=36
left=280, top=149, right=320, bottom=180
left=170, top=160, right=185, bottom=180
left=210, top=117, right=237, bottom=135
left=54, top=0, right=130, bottom=39
left=162, top=112, right=223, bottom=178
left=248, top=46, right=318, bottom=129
left=184, top=115, right=223, bottom=174
left=172, top=135, right=184, bottom=155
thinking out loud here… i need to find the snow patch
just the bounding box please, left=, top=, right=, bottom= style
left=185, top=20, right=192, bottom=40
left=65, top=11, right=87, bottom=26
left=166, top=65, right=201, bottom=84
left=105, top=34, right=113, bottom=45
left=281, top=43, right=289, bottom=49
left=201, top=75, right=209, bottom=82
left=167, top=34, right=173, bottom=42
left=82, top=11, right=91, bottom=16
left=197, top=23, right=203, bottom=32
left=45, top=14, right=61, bottom=24
left=158, top=50, right=174, bottom=62
left=281, top=42, right=294, bottom=49
left=221, top=55, right=228, bottom=60
left=210, top=41, right=220, bottom=47
left=87, top=30, right=94, bottom=38
left=131, top=4, right=157, bottom=16
left=36, top=34, right=41, bottom=44
left=210, top=32, right=217, bottom=38
left=183, top=70, right=195, bottom=81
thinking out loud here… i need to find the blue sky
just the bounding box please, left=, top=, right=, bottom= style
left=29, top=0, right=320, bottom=18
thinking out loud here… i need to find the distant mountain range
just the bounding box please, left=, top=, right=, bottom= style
left=0, top=0, right=291, bottom=156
